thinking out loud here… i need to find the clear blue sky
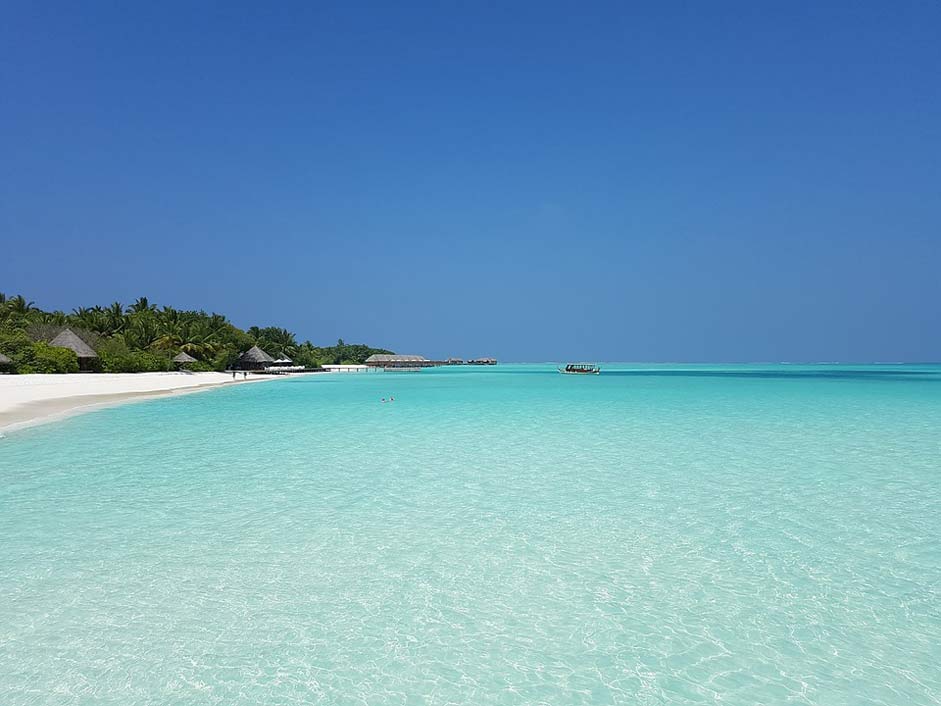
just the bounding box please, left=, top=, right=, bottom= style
left=2, top=2, right=939, bottom=361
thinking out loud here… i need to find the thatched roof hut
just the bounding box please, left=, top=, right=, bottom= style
left=49, top=328, right=98, bottom=370
left=50, top=328, right=97, bottom=359
left=236, top=345, right=274, bottom=370
left=0, top=352, right=11, bottom=366
left=173, top=351, right=197, bottom=365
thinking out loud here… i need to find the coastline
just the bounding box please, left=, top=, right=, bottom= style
left=0, top=372, right=290, bottom=434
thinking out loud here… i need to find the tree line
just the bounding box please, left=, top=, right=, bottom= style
left=0, top=293, right=392, bottom=373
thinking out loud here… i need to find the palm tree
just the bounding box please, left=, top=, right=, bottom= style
left=71, top=306, right=110, bottom=335
left=127, top=297, right=154, bottom=315
left=105, top=301, right=126, bottom=334
left=151, top=330, right=183, bottom=356
left=6, top=295, right=35, bottom=316
left=36, top=311, right=68, bottom=326
left=124, top=316, right=159, bottom=350
left=246, top=326, right=298, bottom=358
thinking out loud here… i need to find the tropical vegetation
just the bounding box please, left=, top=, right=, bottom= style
left=0, top=293, right=392, bottom=374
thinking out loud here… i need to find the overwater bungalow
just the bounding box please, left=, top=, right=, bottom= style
left=446, top=357, right=465, bottom=365
left=467, top=357, right=497, bottom=365
left=365, top=354, right=435, bottom=371
left=49, top=328, right=99, bottom=371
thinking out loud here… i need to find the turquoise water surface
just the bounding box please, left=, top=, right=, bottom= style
left=1, top=364, right=940, bottom=705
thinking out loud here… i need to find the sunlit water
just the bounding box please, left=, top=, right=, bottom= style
left=1, top=364, right=940, bottom=705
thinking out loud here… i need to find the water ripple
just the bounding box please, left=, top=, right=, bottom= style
left=1, top=365, right=940, bottom=704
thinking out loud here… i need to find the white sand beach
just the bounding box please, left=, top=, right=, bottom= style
left=0, top=372, right=278, bottom=432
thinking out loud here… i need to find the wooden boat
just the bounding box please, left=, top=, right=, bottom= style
left=559, top=363, right=601, bottom=375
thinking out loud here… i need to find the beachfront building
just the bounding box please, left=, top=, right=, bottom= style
left=365, top=354, right=436, bottom=371
left=467, top=357, right=497, bottom=365
left=173, top=351, right=197, bottom=369
left=49, top=328, right=99, bottom=371
left=235, top=345, right=275, bottom=371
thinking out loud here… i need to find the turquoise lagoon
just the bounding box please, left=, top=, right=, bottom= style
left=1, top=364, right=940, bottom=705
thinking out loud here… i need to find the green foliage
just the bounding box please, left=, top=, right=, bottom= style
left=0, top=328, right=83, bottom=373
left=211, top=350, right=234, bottom=372
left=96, top=337, right=173, bottom=373
left=247, top=326, right=298, bottom=358
left=186, top=360, right=217, bottom=372
left=0, top=291, right=392, bottom=374
left=0, top=329, right=38, bottom=373
left=16, top=342, right=80, bottom=374
left=305, top=340, right=394, bottom=366
left=101, top=351, right=173, bottom=373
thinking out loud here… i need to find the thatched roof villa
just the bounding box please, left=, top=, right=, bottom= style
left=49, top=328, right=98, bottom=370
left=235, top=345, right=274, bottom=370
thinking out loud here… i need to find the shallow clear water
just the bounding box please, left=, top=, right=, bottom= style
left=2, top=364, right=940, bottom=705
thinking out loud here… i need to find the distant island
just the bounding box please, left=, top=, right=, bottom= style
left=0, top=293, right=392, bottom=374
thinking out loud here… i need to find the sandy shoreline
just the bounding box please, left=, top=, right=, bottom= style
left=0, top=372, right=288, bottom=433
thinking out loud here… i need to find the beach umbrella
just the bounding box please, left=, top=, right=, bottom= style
left=173, top=351, right=197, bottom=367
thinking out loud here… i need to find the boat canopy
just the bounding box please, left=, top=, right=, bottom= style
left=562, top=362, right=601, bottom=373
